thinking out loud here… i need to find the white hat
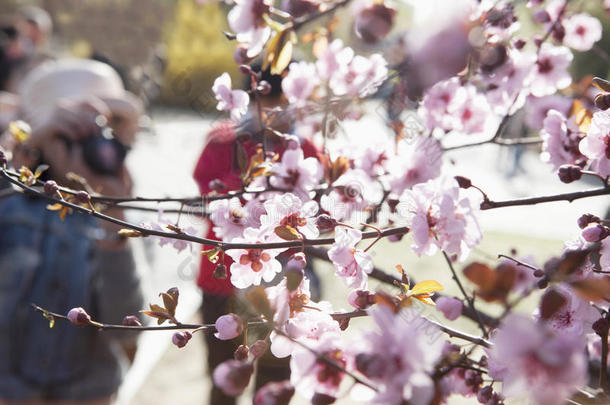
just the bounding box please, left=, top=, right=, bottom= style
left=18, top=58, right=142, bottom=127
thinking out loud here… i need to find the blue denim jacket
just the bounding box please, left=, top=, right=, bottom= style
left=0, top=192, right=142, bottom=401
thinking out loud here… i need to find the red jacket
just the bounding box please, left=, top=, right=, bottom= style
left=193, top=120, right=319, bottom=296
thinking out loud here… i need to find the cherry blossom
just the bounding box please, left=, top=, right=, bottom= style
left=258, top=193, right=319, bottom=239
left=141, top=210, right=197, bottom=252
left=540, top=109, right=585, bottom=170
left=228, top=0, right=272, bottom=57
left=208, top=197, right=263, bottom=241
left=534, top=284, right=599, bottom=336
left=225, top=227, right=286, bottom=288
left=320, top=168, right=382, bottom=222
left=213, top=359, right=255, bottom=396
left=290, top=333, right=348, bottom=399
left=269, top=149, right=323, bottom=199
left=487, top=314, right=587, bottom=405
left=351, top=306, right=444, bottom=404
left=212, top=73, right=250, bottom=120
left=282, top=61, right=319, bottom=106
left=316, top=39, right=354, bottom=81
left=579, top=110, right=610, bottom=177
left=447, top=85, right=494, bottom=135
left=399, top=177, right=482, bottom=261
left=327, top=227, right=374, bottom=289
left=524, top=94, right=572, bottom=130
left=418, top=77, right=461, bottom=132
left=214, top=313, right=244, bottom=340
left=386, top=137, right=442, bottom=196
left=530, top=44, right=573, bottom=97
left=435, top=296, right=463, bottom=321
left=563, top=13, right=602, bottom=52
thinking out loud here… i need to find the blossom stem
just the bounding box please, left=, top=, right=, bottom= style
left=441, top=250, right=489, bottom=338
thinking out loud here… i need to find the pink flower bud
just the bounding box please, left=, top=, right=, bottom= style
left=435, top=296, right=463, bottom=321
left=315, top=214, right=338, bottom=231
left=557, top=164, right=582, bottom=183
left=582, top=223, right=609, bottom=243
left=122, top=315, right=142, bottom=326
left=44, top=180, right=59, bottom=195
left=67, top=307, right=91, bottom=327
left=354, top=3, right=396, bottom=43
left=214, top=313, right=244, bottom=340
left=172, top=331, right=192, bottom=348
left=74, top=190, right=91, bottom=204
left=254, top=380, right=295, bottom=405
left=287, top=253, right=307, bottom=270
left=234, top=344, right=249, bottom=361
left=212, top=360, right=254, bottom=396
left=578, top=214, right=601, bottom=229
left=250, top=339, right=268, bottom=358
left=347, top=289, right=374, bottom=310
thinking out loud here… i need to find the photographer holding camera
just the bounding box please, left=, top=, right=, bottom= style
left=0, top=59, right=143, bottom=405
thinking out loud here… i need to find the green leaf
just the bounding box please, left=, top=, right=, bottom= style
left=42, top=310, right=55, bottom=328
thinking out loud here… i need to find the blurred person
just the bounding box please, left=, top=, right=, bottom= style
left=0, top=59, right=144, bottom=405
left=2, top=6, right=54, bottom=93
left=193, top=65, right=320, bottom=405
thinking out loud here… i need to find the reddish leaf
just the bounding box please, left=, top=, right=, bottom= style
left=570, top=276, right=610, bottom=302
left=540, top=289, right=567, bottom=320
left=274, top=225, right=302, bottom=241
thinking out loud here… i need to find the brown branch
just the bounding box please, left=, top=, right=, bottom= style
left=1, top=168, right=409, bottom=250
left=481, top=187, right=610, bottom=210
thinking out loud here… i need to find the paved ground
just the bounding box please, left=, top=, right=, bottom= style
left=114, top=107, right=608, bottom=405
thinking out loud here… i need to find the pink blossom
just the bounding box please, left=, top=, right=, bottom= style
left=524, top=94, right=572, bottom=130
left=213, top=359, right=254, bottom=396
left=563, top=13, right=602, bottom=52
left=418, top=77, right=461, bottom=132
left=226, top=228, right=285, bottom=288
left=290, top=334, right=348, bottom=399
left=258, top=193, right=319, bottom=239
left=351, top=306, right=444, bottom=404
left=228, top=0, right=272, bottom=57
left=214, top=313, right=244, bottom=340
left=579, top=110, right=610, bottom=177
left=581, top=223, right=607, bottom=243
left=316, top=39, right=354, bottom=81
left=282, top=61, right=319, bottom=106
left=269, top=149, right=323, bottom=198
left=253, top=380, right=295, bottom=405
left=399, top=177, right=482, bottom=261
left=329, top=54, right=388, bottom=97
left=435, top=296, right=463, bottom=321
left=530, top=44, right=573, bottom=97
left=447, top=85, right=493, bottom=135
left=386, top=137, right=442, bottom=196
left=320, top=168, right=382, bottom=222
left=488, top=314, right=587, bottom=405
left=540, top=109, right=585, bottom=170
left=141, top=210, right=197, bottom=252
left=209, top=197, right=263, bottom=241
left=483, top=48, right=536, bottom=114
left=328, top=227, right=374, bottom=289
left=67, top=307, right=91, bottom=327
left=212, top=73, right=250, bottom=120
left=536, top=284, right=600, bottom=336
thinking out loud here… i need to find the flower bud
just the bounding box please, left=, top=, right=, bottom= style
left=67, top=307, right=91, bottom=327
left=552, top=24, right=566, bottom=42
left=74, top=190, right=91, bottom=204
left=209, top=179, right=227, bottom=192
left=592, top=317, right=609, bottom=337
left=315, top=214, right=338, bottom=231
left=172, top=331, right=192, bottom=348
left=557, top=164, right=582, bottom=183
left=513, top=38, right=527, bottom=49
left=212, top=360, right=254, bottom=396
left=44, top=180, right=59, bottom=196
left=582, top=223, right=609, bottom=242
left=578, top=213, right=601, bottom=229
left=435, top=296, right=463, bottom=321
left=537, top=278, right=549, bottom=289
left=122, top=315, right=142, bottom=326
left=214, top=263, right=228, bottom=279
left=215, top=313, right=244, bottom=340
left=477, top=385, right=494, bottom=404
left=311, top=393, right=336, bottom=405
left=533, top=269, right=545, bottom=278
left=533, top=9, right=551, bottom=23
left=234, top=344, right=249, bottom=361
left=454, top=176, right=472, bottom=189
left=250, top=339, right=268, bottom=358
left=347, top=289, right=374, bottom=310
left=354, top=3, right=396, bottom=43
left=479, top=44, right=507, bottom=73
left=533, top=36, right=544, bottom=47
left=287, top=252, right=307, bottom=270
left=254, top=380, right=295, bottom=405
